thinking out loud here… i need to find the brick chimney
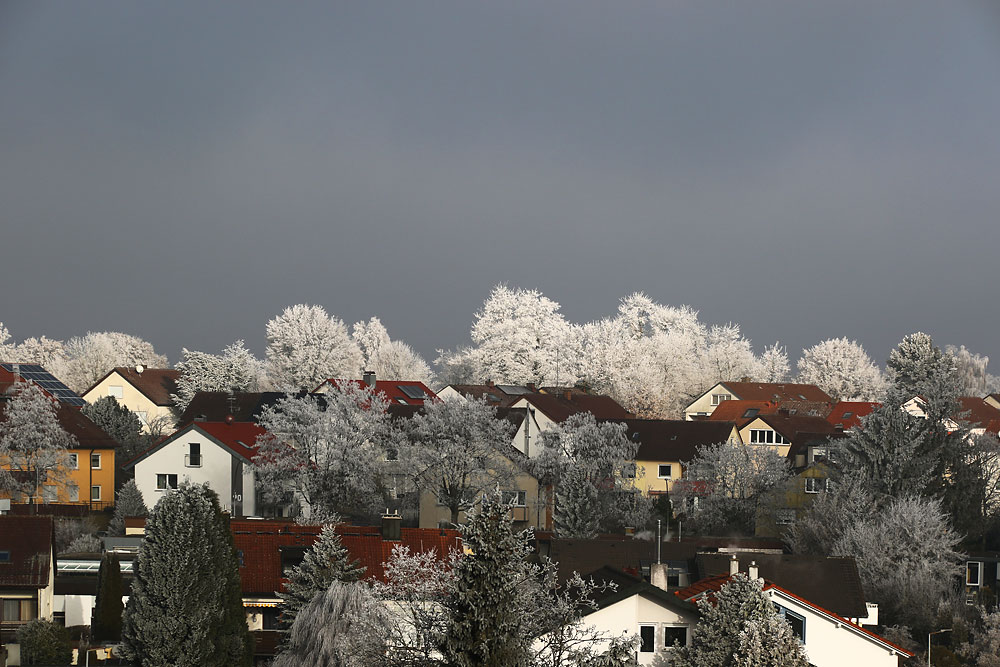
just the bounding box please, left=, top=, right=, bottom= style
left=363, top=371, right=376, bottom=388
left=381, top=512, right=401, bottom=541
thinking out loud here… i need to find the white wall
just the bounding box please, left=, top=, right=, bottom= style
left=683, top=383, right=730, bottom=420
left=571, top=593, right=697, bottom=666
left=133, top=429, right=252, bottom=514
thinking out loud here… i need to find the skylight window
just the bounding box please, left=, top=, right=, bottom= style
left=743, top=409, right=759, bottom=418
left=842, top=412, right=853, bottom=419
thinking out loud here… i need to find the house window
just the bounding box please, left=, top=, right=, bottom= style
left=842, top=411, right=854, bottom=419
left=0, top=551, right=9, bottom=562
left=775, top=605, right=806, bottom=642
left=156, top=474, right=178, bottom=491
left=385, top=447, right=399, bottom=462
left=108, top=385, right=123, bottom=399
left=91, top=485, right=101, bottom=502
left=68, top=453, right=79, bottom=469
left=711, top=394, right=732, bottom=406
left=503, top=490, right=527, bottom=507
left=663, top=625, right=688, bottom=648
left=43, top=486, right=57, bottom=503
left=136, top=411, right=148, bottom=426
left=187, top=443, right=202, bottom=467
left=68, top=485, right=79, bottom=502
left=639, top=625, right=656, bottom=652
left=1, top=599, right=37, bottom=623
left=804, top=478, right=828, bottom=494
left=748, top=429, right=789, bottom=445
left=775, top=509, right=796, bottom=525
left=968, top=562, right=982, bottom=587
left=743, top=408, right=759, bottom=418
left=658, top=464, right=672, bottom=479
left=91, top=453, right=102, bottom=469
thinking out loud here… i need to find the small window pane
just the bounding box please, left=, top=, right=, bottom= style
left=91, top=485, right=101, bottom=501
left=68, top=453, right=78, bottom=469
left=69, top=485, right=79, bottom=502
left=968, top=562, right=982, bottom=586
left=664, top=626, right=687, bottom=648
left=43, top=486, right=57, bottom=503
left=91, top=454, right=101, bottom=469
left=639, top=625, right=655, bottom=652
left=658, top=464, right=672, bottom=478
left=108, top=385, right=123, bottom=398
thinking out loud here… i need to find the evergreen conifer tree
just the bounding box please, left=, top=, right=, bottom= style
left=81, top=396, right=144, bottom=460
left=92, top=552, right=124, bottom=642
left=441, top=489, right=534, bottom=667
left=108, top=479, right=148, bottom=536
left=121, top=483, right=251, bottom=667
left=554, top=466, right=601, bottom=539
left=279, top=523, right=365, bottom=623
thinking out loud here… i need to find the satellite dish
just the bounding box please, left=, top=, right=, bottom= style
left=135, top=364, right=144, bottom=374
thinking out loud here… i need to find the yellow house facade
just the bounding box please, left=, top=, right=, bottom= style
left=418, top=468, right=545, bottom=530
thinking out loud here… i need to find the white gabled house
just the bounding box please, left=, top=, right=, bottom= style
left=684, top=381, right=832, bottom=421
left=124, top=421, right=266, bottom=516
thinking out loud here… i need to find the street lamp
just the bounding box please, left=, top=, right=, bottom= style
left=928, top=628, right=952, bottom=667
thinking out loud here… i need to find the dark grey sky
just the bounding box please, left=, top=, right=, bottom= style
left=2, top=1, right=999, bottom=368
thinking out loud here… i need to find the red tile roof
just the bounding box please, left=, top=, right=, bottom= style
left=518, top=392, right=633, bottom=422
left=716, top=382, right=832, bottom=404
left=708, top=400, right=832, bottom=428
left=956, top=397, right=1000, bottom=433
left=0, top=393, right=117, bottom=450
left=230, top=520, right=462, bottom=595
left=85, top=367, right=180, bottom=406
left=124, top=421, right=266, bottom=467
left=318, top=380, right=438, bottom=406
left=0, top=516, right=54, bottom=588
left=826, top=401, right=880, bottom=431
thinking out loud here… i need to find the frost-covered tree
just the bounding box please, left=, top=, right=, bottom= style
left=273, top=580, right=382, bottom=667
left=57, top=331, right=167, bottom=393
left=701, top=323, right=759, bottom=385
left=172, top=340, right=262, bottom=411
left=441, top=489, right=536, bottom=666
left=82, top=395, right=144, bottom=462
left=946, top=344, right=992, bottom=396
left=404, top=398, right=517, bottom=526
left=353, top=317, right=433, bottom=383
left=831, top=496, right=961, bottom=633
left=795, top=337, right=886, bottom=401
left=265, top=304, right=363, bottom=391
left=279, top=522, right=365, bottom=623
left=434, top=345, right=480, bottom=385
left=66, top=533, right=103, bottom=552
left=0, top=382, right=75, bottom=503
left=108, top=479, right=149, bottom=537
left=959, top=610, right=1000, bottom=667
left=0, top=323, right=67, bottom=370
left=529, top=413, right=646, bottom=533
left=674, top=442, right=791, bottom=535
left=784, top=474, right=873, bottom=556
left=121, top=483, right=251, bottom=667
left=887, top=332, right=961, bottom=403
left=756, top=342, right=790, bottom=382
left=673, top=573, right=809, bottom=667
left=254, top=382, right=397, bottom=520
left=93, top=552, right=124, bottom=642
left=16, top=619, right=73, bottom=666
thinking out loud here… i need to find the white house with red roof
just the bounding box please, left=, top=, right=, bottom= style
left=124, top=421, right=267, bottom=516
left=684, top=381, right=833, bottom=421
left=675, top=561, right=912, bottom=667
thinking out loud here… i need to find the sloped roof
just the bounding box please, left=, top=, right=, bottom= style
left=318, top=379, right=439, bottom=406
left=85, top=367, right=180, bottom=406
left=538, top=536, right=697, bottom=584
left=230, top=520, right=461, bottom=595
left=441, top=384, right=532, bottom=407
left=955, top=397, right=1000, bottom=433
left=694, top=553, right=867, bottom=619
left=0, top=516, right=53, bottom=588
left=124, top=421, right=266, bottom=468
left=0, top=364, right=84, bottom=407
left=583, top=566, right=699, bottom=615
left=717, top=382, right=832, bottom=404
left=601, top=419, right=737, bottom=462
left=753, top=413, right=839, bottom=441
left=519, top=392, right=633, bottom=422
left=708, top=399, right=832, bottom=428
left=826, top=401, right=880, bottom=431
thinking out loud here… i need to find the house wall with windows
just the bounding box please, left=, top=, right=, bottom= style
left=737, top=417, right=792, bottom=457
left=81, top=369, right=177, bottom=433
left=577, top=592, right=697, bottom=665
left=684, top=383, right=735, bottom=420
left=128, top=425, right=257, bottom=516
left=417, top=469, right=543, bottom=530
left=50, top=448, right=116, bottom=508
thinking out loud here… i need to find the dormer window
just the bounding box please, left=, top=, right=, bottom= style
left=743, top=409, right=759, bottom=418
left=842, top=411, right=853, bottom=419
left=711, top=394, right=732, bottom=406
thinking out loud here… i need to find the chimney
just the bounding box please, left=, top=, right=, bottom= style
left=740, top=376, right=751, bottom=383
left=487, top=380, right=495, bottom=388
left=650, top=563, right=669, bottom=591
left=563, top=390, right=572, bottom=401
left=729, top=554, right=739, bottom=576
left=363, top=370, right=376, bottom=388
left=748, top=560, right=759, bottom=582
left=381, top=512, right=401, bottom=541
left=526, top=383, right=537, bottom=392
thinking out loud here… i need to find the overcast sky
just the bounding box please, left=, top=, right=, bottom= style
left=2, top=1, right=999, bottom=369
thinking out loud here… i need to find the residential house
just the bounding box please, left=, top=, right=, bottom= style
left=314, top=372, right=438, bottom=406
left=534, top=535, right=699, bottom=589
left=124, top=421, right=267, bottom=517
left=506, top=390, right=633, bottom=458
left=0, top=516, right=55, bottom=647
left=676, top=561, right=912, bottom=667
left=826, top=401, right=880, bottom=432
left=0, top=384, right=118, bottom=509
left=569, top=566, right=699, bottom=666
left=986, top=394, right=1000, bottom=411
left=684, top=381, right=832, bottom=420
left=726, top=412, right=839, bottom=458
left=903, top=395, right=1000, bottom=436
left=81, top=366, right=180, bottom=432
left=600, top=419, right=740, bottom=495
left=436, top=382, right=533, bottom=406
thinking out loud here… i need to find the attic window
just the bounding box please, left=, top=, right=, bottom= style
left=743, top=409, right=759, bottom=418
left=798, top=394, right=808, bottom=400
left=842, top=412, right=853, bottom=419
left=0, top=551, right=9, bottom=563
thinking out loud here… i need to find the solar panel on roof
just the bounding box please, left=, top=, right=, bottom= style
left=399, top=385, right=427, bottom=400
left=1, top=362, right=86, bottom=406
left=496, top=385, right=531, bottom=395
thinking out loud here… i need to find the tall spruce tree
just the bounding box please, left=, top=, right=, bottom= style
left=441, top=489, right=534, bottom=667
left=92, top=552, right=124, bottom=642
left=81, top=396, right=144, bottom=460
left=279, top=523, right=365, bottom=623
left=553, top=465, right=601, bottom=539
left=108, top=479, right=148, bottom=536
left=121, top=483, right=251, bottom=667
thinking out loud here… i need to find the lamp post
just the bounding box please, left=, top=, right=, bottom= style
left=928, top=628, right=952, bottom=667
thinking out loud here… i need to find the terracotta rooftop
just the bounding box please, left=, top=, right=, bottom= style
left=84, top=367, right=180, bottom=406
left=124, top=421, right=266, bottom=468
left=0, top=394, right=118, bottom=450
left=826, top=401, right=880, bottom=431
left=955, top=397, right=1000, bottom=433
left=317, top=379, right=439, bottom=406
left=708, top=399, right=832, bottom=427
left=713, top=382, right=833, bottom=404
